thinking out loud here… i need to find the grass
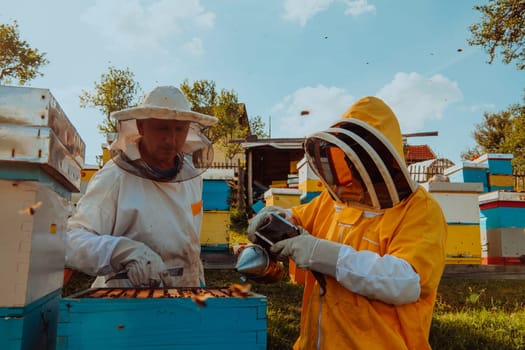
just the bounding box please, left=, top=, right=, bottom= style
left=64, top=267, right=525, bottom=350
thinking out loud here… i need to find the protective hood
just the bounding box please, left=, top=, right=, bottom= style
left=304, top=96, right=416, bottom=210
left=112, top=140, right=212, bottom=182
left=111, top=86, right=217, bottom=154
left=108, top=86, right=217, bottom=182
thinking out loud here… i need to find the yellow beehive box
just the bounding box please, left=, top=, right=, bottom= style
left=445, top=224, right=482, bottom=264
left=297, top=157, right=324, bottom=193
left=264, top=188, right=302, bottom=208
left=488, top=174, right=514, bottom=190
left=200, top=210, right=230, bottom=248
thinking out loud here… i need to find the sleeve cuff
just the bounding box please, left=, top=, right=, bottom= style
left=309, top=239, right=342, bottom=277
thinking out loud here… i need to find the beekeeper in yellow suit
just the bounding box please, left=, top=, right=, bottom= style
left=66, top=86, right=217, bottom=288
left=248, top=96, right=447, bottom=349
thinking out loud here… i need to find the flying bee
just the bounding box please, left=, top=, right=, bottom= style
left=300, top=110, right=310, bottom=116
left=191, top=293, right=210, bottom=307
left=18, top=201, right=42, bottom=216
left=229, top=283, right=252, bottom=298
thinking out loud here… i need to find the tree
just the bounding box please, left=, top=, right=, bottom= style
left=466, top=0, right=525, bottom=171
left=180, top=79, right=250, bottom=162
left=501, top=105, right=525, bottom=171
left=249, top=115, right=269, bottom=138
left=468, top=0, right=525, bottom=70
left=79, top=66, right=143, bottom=135
left=462, top=104, right=525, bottom=170
left=0, top=20, right=49, bottom=85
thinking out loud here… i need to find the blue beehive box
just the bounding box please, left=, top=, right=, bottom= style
left=445, top=162, right=488, bottom=192
left=202, top=168, right=234, bottom=211
left=0, top=289, right=61, bottom=350
left=472, top=153, right=513, bottom=175
left=57, top=288, right=267, bottom=350
left=203, top=179, right=231, bottom=210
left=300, top=191, right=322, bottom=204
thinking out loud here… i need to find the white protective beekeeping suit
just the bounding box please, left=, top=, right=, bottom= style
left=66, top=86, right=218, bottom=288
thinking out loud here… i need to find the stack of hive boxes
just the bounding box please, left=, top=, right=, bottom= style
left=200, top=168, right=234, bottom=251
left=422, top=182, right=484, bottom=264
left=479, top=191, right=525, bottom=265
left=0, top=86, right=84, bottom=349
left=445, top=161, right=489, bottom=192
left=296, top=156, right=324, bottom=204
left=472, top=153, right=514, bottom=192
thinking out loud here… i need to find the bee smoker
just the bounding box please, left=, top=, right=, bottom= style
left=236, top=212, right=300, bottom=284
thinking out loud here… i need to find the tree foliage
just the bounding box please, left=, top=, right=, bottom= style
left=468, top=0, right=525, bottom=70
left=249, top=115, right=269, bottom=138
left=0, top=20, right=49, bottom=85
left=79, top=66, right=143, bottom=135
left=466, top=0, right=525, bottom=171
left=501, top=104, right=525, bottom=170
left=180, top=79, right=251, bottom=161
left=462, top=104, right=525, bottom=171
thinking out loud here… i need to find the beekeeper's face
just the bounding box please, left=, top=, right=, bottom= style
left=137, top=118, right=190, bottom=169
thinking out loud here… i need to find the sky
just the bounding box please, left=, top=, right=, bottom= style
left=2, top=0, right=524, bottom=166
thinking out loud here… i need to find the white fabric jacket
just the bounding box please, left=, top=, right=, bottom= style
left=66, top=159, right=204, bottom=288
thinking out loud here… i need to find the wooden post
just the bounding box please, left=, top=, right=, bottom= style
left=247, top=150, right=253, bottom=208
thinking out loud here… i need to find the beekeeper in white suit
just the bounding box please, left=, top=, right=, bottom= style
left=66, top=85, right=218, bottom=288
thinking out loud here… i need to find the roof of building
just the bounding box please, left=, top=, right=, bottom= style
left=404, top=144, right=436, bottom=162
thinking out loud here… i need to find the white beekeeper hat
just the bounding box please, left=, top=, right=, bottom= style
left=110, top=86, right=218, bottom=155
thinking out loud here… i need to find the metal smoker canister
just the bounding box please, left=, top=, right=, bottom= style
left=235, top=244, right=285, bottom=284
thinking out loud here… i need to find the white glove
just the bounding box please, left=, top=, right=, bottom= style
left=110, top=238, right=174, bottom=287
left=247, top=206, right=291, bottom=242
left=270, top=231, right=342, bottom=277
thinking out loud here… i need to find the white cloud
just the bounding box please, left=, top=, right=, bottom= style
left=342, top=0, right=376, bottom=16
left=282, top=0, right=333, bottom=27
left=183, top=37, right=204, bottom=56
left=376, top=72, right=463, bottom=132
left=80, top=0, right=215, bottom=53
left=282, top=0, right=374, bottom=26
left=465, top=103, right=496, bottom=113
left=270, top=85, right=355, bottom=137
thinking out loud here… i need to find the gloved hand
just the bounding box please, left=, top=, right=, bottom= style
left=110, top=238, right=174, bottom=287
left=247, top=206, right=291, bottom=242
left=270, top=230, right=342, bottom=277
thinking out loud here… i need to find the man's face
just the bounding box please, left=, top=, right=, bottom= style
left=335, top=177, right=365, bottom=204
left=136, top=118, right=190, bottom=169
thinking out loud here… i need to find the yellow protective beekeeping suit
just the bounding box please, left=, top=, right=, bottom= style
left=291, top=97, right=447, bottom=349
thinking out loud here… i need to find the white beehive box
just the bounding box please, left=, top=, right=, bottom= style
left=0, top=86, right=85, bottom=193
left=0, top=179, right=70, bottom=307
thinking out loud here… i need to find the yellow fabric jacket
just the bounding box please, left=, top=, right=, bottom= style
left=291, top=97, right=447, bottom=349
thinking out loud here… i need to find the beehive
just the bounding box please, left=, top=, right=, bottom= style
left=0, top=85, right=85, bottom=196
left=297, top=157, right=323, bottom=203
left=0, top=86, right=83, bottom=350
left=422, top=182, right=484, bottom=264
left=479, top=191, right=525, bottom=265
left=444, top=162, right=488, bottom=193
left=201, top=168, right=234, bottom=251
left=57, top=287, right=267, bottom=349
left=200, top=210, right=230, bottom=250
left=264, top=188, right=302, bottom=208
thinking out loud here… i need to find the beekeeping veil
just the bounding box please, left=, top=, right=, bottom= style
left=110, top=86, right=218, bottom=182
left=304, top=96, right=416, bottom=210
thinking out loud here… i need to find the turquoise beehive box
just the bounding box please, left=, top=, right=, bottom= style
left=57, top=288, right=267, bottom=349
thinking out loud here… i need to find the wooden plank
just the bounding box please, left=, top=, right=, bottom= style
left=443, top=264, right=525, bottom=280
